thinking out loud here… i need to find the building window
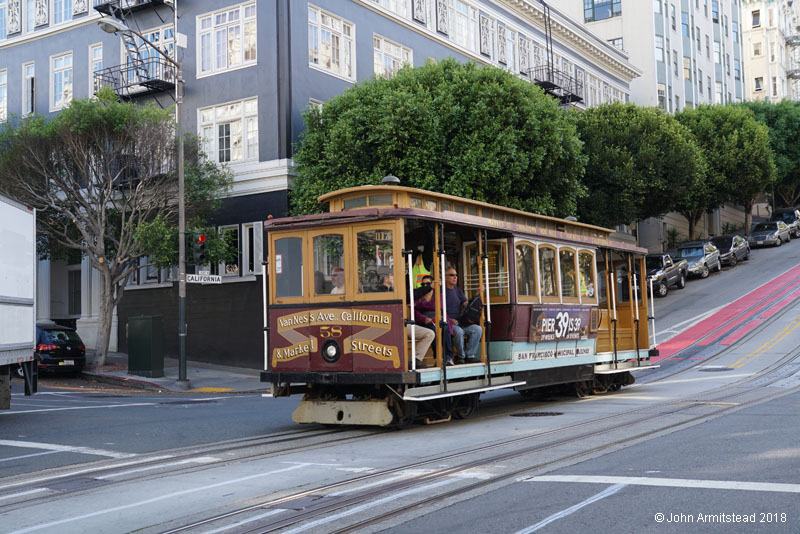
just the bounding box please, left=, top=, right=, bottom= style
left=199, top=97, right=258, bottom=164
left=754, top=77, right=763, bottom=91
left=608, top=37, right=623, bottom=50
left=308, top=5, right=355, bottom=81
left=705, top=35, right=710, bottom=58
left=670, top=4, right=676, bottom=30
left=752, top=9, right=760, bottom=28
left=657, top=83, right=666, bottom=109
left=724, top=15, right=728, bottom=36
left=675, top=94, right=680, bottom=111
left=219, top=225, right=240, bottom=276
left=242, top=222, right=262, bottom=275
left=51, top=52, right=72, bottom=111
left=370, top=0, right=409, bottom=18
left=373, top=35, right=411, bottom=78
left=715, top=82, right=722, bottom=103
left=584, top=0, right=621, bottom=22
left=673, top=49, right=678, bottom=76
left=772, top=76, right=778, bottom=96
left=714, top=41, right=720, bottom=63
left=683, top=57, right=691, bottom=80
left=0, top=70, right=6, bottom=122
left=711, top=1, right=718, bottom=23
left=656, top=35, right=664, bottom=62
left=654, top=0, right=661, bottom=14
left=448, top=0, right=479, bottom=52
left=500, top=25, right=516, bottom=72
left=681, top=12, right=689, bottom=37
left=734, top=58, right=740, bottom=79
left=732, top=21, right=738, bottom=42
left=125, top=26, right=174, bottom=88
left=753, top=42, right=761, bottom=56
left=0, top=0, right=7, bottom=40
left=24, top=0, right=35, bottom=33
left=707, top=75, right=711, bottom=98
left=53, top=0, right=71, bottom=25
left=198, top=2, right=256, bottom=77
left=89, top=43, right=102, bottom=95
left=726, top=53, right=730, bottom=75
left=22, top=62, right=34, bottom=116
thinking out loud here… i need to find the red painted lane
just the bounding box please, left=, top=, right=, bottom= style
left=758, top=288, right=800, bottom=320
left=652, top=264, right=800, bottom=362
left=696, top=277, right=800, bottom=346
left=718, top=320, right=761, bottom=346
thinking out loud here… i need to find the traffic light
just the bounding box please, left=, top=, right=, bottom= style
left=192, top=232, right=207, bottom=264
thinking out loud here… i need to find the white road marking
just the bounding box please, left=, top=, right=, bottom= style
left=95, top=457, right=220, bottom=479
left=0, top=450, right=60, bottom=463
left=197, top=509, right=285, bottom=534
left=279, top=477, right=460, bottom=534
left=0, top=488, right=48, bottom=502
left=526, top=475, right=800, bottom=493
left=513, top=483, right=626, bottom=533
left=0, top=455, right=174, bottom=492
left=0, top=440, right=135, bottom=459
left=6, top=463, right=310, bottom=534
left=0, top=402, right=159, bottom=415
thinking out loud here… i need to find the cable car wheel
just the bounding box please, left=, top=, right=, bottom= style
left=452, top=393, right=479, bottom=420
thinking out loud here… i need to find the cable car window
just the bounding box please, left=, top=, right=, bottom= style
left=453, top=204, right=464, bottom=213
left=274, top=237, right=303, bottom=298
left=369, top=194, right=392, bottom=206
left=357, top=229, right=394, bottom=293
left=344, top=196, right=367, bottom=210
left=313, top=234, right=345, bottom=295
left=440, top=201, right=451, bottom=212
left=560, top=249, right=577, bottom=298
left=596, top=251, right=608, bottom=305
left=515, top=243, right=536, bottom=299
left=579, top=250, right=596, bottom=299
left=539, top=246, right=558, bottom=298
left=410, top=197, right=423, bottom=208
left=425, top=199, right=437, bottom=211
left=467, top=206, right=478, bottom=216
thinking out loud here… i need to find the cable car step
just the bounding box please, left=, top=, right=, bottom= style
left=594, top=364, right=660, bottom=374
left=403, top=378, right=527, bottom=401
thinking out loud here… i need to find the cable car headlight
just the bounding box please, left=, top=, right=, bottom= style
left=322, top=339, right=341, bottom=363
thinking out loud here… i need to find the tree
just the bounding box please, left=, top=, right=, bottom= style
left=574, top=103, right=705, bottom=228
left=293, top=58, right=586, bottom=217
left=741, top=100, right=800, bottom=208
left=676, top=105, right=775, bottom=235
left=0, top=88, right=232, bottom=366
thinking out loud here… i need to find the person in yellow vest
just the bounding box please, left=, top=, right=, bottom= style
left=412, top=254, right=431, bottom=288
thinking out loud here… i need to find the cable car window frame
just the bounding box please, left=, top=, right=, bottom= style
left=269, top=231, right=307, bottom=305
left=538, top=244, right=560, bottom=303
left=309, top=228, right=348, bottom=302
left=578, top=248, right=598, bottom=305
left=559, top=246, right=580, bottom=303
left=514, top=239, right=538, bottom=303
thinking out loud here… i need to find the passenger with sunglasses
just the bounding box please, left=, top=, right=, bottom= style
left=445, top=269, right=482, bottom=364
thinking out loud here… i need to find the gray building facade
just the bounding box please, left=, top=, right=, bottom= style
left=0, top=0, right=638, bottom=368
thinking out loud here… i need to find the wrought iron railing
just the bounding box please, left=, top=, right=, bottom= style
left=528, top=65, right=584, bottom=104
left=94, top=0, right=168, bottom=16
left=94, top=57, right=176, bottom=98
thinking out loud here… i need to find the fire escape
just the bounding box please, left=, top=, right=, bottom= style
left=786, top=26, right=800, bottom=101
left=528, top=1, right=583, bottom=106
left=93, top=0, right=176, bottom=100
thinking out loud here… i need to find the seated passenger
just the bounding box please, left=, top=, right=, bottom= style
left=330, top=267, right=345, bottom=294
left=415, top=275, right=454, bottom=365
left=445, top=268, right=482, bottom=364
left=377, top=274, right=394, bottom=292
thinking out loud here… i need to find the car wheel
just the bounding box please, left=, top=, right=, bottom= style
left=677, top=273, right=687, bottom=289
left=714, top=260, right=722, bottom=272
left=776, top=238, right=782, bottom=247
left=730, top=256, right=737, bottom=267
left=700, top=264, right=710, bottom=278
left=744, top=249, right=750, bottom=260
left=656, top=281, right=668, bottom=298
left=15, top=364, right=25, bottom=379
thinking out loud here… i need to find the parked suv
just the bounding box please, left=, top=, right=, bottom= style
left=646, top=253, right=688, bottom=297
left=676, top=241, right=721, bottom=279
left=770, top=208, right=800, bottom=238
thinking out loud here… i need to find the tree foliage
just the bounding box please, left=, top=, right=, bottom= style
left=574, top=103, right=705, bottom=228
left=292, top=58, right=586, bottom=217
left=741, top=100, right=800, bottom=208
left=676, top=104, right=775, bottom=235
left=0, top=87, right=232, bottom=365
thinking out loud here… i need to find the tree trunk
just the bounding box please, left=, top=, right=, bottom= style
left=744, top=200, right=753, bottom=236
left=92, top=268, right=115, bottom=367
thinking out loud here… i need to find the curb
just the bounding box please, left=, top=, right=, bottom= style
left=82, top=371, right=189, bottom=392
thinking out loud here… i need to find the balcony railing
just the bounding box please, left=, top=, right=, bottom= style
left=94, top=57, right=176, bottom=98
left=94, top=0, right=168, bottom=17
left=528, top=65, right=584, bottom=105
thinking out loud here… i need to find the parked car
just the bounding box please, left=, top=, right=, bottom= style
left=710, top=234, right=750, bottom=267
left=16, top=322, right=86, bottom=378
left=675, top=241, right=721, bottom=279
left=770, top=208, right=800, bottom=238
left=749, top=221, right=791, bottom=247
left=646, top=253, right=688, bottom=297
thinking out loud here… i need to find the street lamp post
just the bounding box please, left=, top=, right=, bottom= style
left=98, top=17, right=188, bottom=383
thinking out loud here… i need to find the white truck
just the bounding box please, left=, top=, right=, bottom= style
left=0, top=193, right=37, bottom=409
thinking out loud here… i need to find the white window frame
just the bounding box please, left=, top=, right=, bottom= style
left=448, top=0, right=479, bottom=53
left=197, top=2, right=257, bottom=78
left=0, top=0, right=7, bottom=40
left=22, top=61, right=34, bottom=116
left=89, top=43, right=103, bottom=95
left=0, top=70, right=6, bottom=123
left=52, top=0, right=71, bottom=25
left=308, top=5, right=356, bottom=82
left=373, top=34, right=412, bottom=78
left=754, top=76, right=763, bottom=91
left=198, top=97, right=259, bottom=164
left=370, top=0, right=409, bottom=18
left=50, top=51, right=73, bottom=111
left=242, top=222, right=262, bottom=276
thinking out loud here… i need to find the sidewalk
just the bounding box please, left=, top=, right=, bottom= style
left=82, top=351, right=265, bottom=394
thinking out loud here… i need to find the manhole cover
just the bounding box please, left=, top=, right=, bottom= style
left=698, top=366, right=733, bottom=372
left=510, top=412, right=563, bottom=417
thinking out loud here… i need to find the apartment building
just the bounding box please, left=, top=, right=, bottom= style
left=0, top=0, right=638, bottom=367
